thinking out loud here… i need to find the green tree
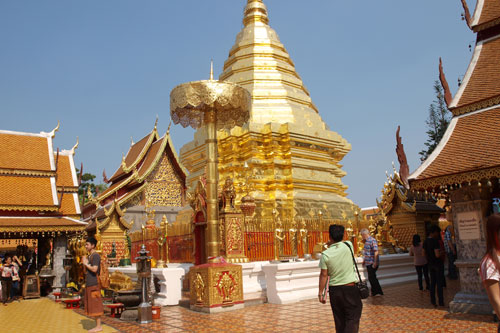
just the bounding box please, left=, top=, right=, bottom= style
left=76, top=168, right=108, bottom=205
left=419, top=80, right=452, bottom=162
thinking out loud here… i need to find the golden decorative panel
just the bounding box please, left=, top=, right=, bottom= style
left=189, top=263, right=243, bottom=309
left=145, top=155, right=183, bottom=207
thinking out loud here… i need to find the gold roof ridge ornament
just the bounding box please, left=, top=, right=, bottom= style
left=170, top=67, right=251, bottom=263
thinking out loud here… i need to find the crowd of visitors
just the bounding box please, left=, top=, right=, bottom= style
left=0, top=246, right=35, bottom=305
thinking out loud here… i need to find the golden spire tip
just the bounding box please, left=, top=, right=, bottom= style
left=210, top=59, right=214, bottom=80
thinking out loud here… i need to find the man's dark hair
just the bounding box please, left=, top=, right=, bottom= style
left=86, top=237, right=97, bottom=247
left=329, top=224, right=345, bottom=243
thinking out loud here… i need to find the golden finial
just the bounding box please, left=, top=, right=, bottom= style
left=154, top=115, right=159, bottom=131
left=121, top=153, right=126, bottom=168
left=50, top=120, right=60, bottom=138
left=209, top=59, right=214, bottom=81
left=70, top=137, right=79, bottom=155
left=244, top=0, right=269, bottom=26
left=167, top=121, right=172, bottom=135
left=130, top=136, right=134, bottom=146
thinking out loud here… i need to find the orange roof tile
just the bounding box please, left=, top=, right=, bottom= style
left=0, top=132, right=53, bottom=171
left=473, top=0, right=500, bottom=30
left=56, top=155, right=77, bottom=188
left=59, top=192, right=79, bottom=216
left=453, top=36, right=500, bottom=110
left=0, top=175, right=56, bottom=208
left=413, top=107, right=500, bottom=180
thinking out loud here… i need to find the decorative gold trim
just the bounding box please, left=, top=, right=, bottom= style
left=0, top=225, right=84, bottom=233
left=0, top=169, right=56, bottom=177
left=410, top=166, right=500, bottom=190
left=451, top=96, right=500, bottom=116
left=0, top=205, right=58, bottom=212
left=117, top=183, right=147, bottom=207
left=136, top=133, right=170, bottom=183
left=98, top=168, right=139, bottom=202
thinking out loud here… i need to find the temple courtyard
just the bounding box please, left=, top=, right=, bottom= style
left=0, top=280, right=496, bottom=332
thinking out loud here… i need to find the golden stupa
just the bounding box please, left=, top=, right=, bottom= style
left=180, top=0, right=355, bottom=219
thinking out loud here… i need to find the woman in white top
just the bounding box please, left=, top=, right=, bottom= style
left=480, top=214, right=500, bottom=332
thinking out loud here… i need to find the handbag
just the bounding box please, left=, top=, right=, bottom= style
left=344, top=242, right=370, bottom=299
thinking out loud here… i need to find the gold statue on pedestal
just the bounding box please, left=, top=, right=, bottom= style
left=289, top=220, right=298, bottom=257
left=157, top=215, right=168, bottom=268
left=299, top=220, right=309, bottom=255
left=274, top=218, right=285, bottom=260
left=95, top=220, right=103, bottom=254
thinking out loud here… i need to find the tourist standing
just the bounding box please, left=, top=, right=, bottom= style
left=319, top=224, right=362, bottom=332
left=424, top=225, right=444, bottom=306
left=0, top=255, right=15, bottom=305
left=361, top=229, right=383, bottom=296
left=82, top=237, right=103, bottom=333
left=480, top=214, right=500, bottom=332
left=409, top=234, right=430, bottom=291
left=443, top=225, right=458, bottom=280
left=10, top=255, right=22, bottom=300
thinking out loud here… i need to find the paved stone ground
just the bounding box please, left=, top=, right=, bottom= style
left=1, top=279, right=497, bottom=332
left=81, top=279, right=497, bottom=332
left=0, top=297, right=116, bottom=332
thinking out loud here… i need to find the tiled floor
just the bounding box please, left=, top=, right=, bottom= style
left=81, top=279, right=498, bottom=332
left=0, top=297, right=116, bottom=332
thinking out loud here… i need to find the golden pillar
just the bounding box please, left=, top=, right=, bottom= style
left=170, top=74, right=250, bottom=262
left=170, top=67, right=251, bottom=312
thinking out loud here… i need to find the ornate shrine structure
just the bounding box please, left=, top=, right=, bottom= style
left=83, top=119, right=187, bottom=263
left=180, top=0, right=356, bottom=220
left=0, top=125, right=86, bottom=288
left=409, top=0, right=500, bottom=314
left=376, top=127, right=444, bottom=249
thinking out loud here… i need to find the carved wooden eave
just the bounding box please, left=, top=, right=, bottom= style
left=98, top=199, right=133, bottom=230
left=117, top=182, right=147, bottom=208
left=97, top=168, right=140, bottom=203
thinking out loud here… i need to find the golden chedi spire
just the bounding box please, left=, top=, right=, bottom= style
left=243, top=0, right=269, bottom=26
left=180, top=1, right=355, bottom=220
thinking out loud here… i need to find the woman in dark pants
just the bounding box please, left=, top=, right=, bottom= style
left=410, top=234, right=430, bottom=290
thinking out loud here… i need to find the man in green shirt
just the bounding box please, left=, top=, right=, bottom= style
left=319, top=224, right=363, bottom=332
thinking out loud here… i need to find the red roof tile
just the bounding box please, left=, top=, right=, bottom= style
left=414, top=107, right=500, bottom=180
left=109, top=131, right=156, bottom=182
left=453, top=36, right=500, bottom=110
left=473, top=0, right=500, bottom=30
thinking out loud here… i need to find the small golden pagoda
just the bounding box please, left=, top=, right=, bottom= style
left=180, top=0, right=356, bottom=219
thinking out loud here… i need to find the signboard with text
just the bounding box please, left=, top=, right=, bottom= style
left=456, top=211, right=481, bottom=240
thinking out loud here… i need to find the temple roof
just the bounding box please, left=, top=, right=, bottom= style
left=471, top=0, right=500, bottom=32
left=410, top=106, right=500, bottom=189
left=94, top=123, right=186, bottom=208
left=449, top=34, right=500, bottom=114
left=109, top=128, right=159, bottom=182
left=0, top=127, right=82, bottom=217
left=0, top=175, right=57, bottom=211
left=0, top=130, right=56, bottom=173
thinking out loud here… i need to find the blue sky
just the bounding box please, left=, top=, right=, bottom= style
left=0, top=1, right=476, bottom=208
